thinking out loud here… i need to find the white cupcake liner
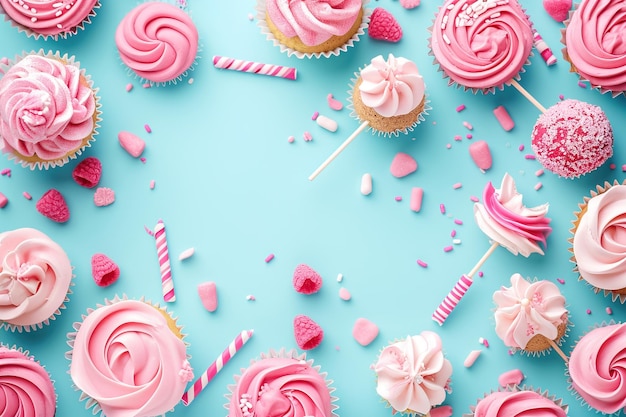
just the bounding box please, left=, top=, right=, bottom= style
left=224, top=348, right=339, bottom=417
left=256, top=0, right=371, bottom=59
left=0, top=1, right=100, bottom=41
left=464, top=385, right=568, bottom=417
left=0, top=49, right=101, bottom=170
left=347, top=71, right=431, bottom=138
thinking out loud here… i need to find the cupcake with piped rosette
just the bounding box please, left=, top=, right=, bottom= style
left=465, top=386, right=568, bottom=417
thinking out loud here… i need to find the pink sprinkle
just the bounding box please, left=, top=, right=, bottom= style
left=524, top=154, right=536, bottom=160
left=454, top=135, right=462, bottom=141
left=478, top=271, right=484, bottom=277
left=1, top=168, right=11, bottom=176
left=558, top=94, right=564, bottom=100
left=606, top=307, right=613, bottom=315
left=446, top=143, right=452, bottom=149
left=621, top=164, right=626, bottom=172
left=609, top=163, right=616, bottom=170
left=518, top=144, right=525, bottom=151
left=246, top=295, right=256, bottom=301
left=140, top=157, right=147, bottom=163
left=311, top=111, right=319, bottom=120
left=144, top=124, right=152, bottom=133
left=451, top=229, right=457, bottom=237
left=586, top=309, right=592, bottom=315
left=144, top=225, right=154, bottom=236
left=439, top=203, right=446, bottom=214
left=466, top=133, right=472, bottom=139
left=23, top=191, right=32, bottom=200
left=482, top=338, right=489, bottom=348
left=303, top=131, right=313, bottom=141
left=456, top=104, right=466, bottom=112
left=470, top=195, right=479, bottom=202
left=454, top=219, right=463, bottom=225
left=395, top=196, right=402, bottom=202
left=443, top=245, right=453, bottom=252
left=265, top=253, right=275, bottom=263
left=534, top=182, right=543, bottom=191
left=463, top=121, right=473, bottom=130
left=464, top=349, right=481, bottom=368
left=339, top=287, right=351, bottom=300
left=556, top=278, right=565, bottom=284
left=149, top=180, right=155, bottom=189
left=327, top=94, right=343, bottom=111
left=288, top=135, right=295, bottom=143
left=142, top=83, right=151, bottom=88
left=578, top=81, right=587, bottom=88
left=452, top=182, right=462, bottom=189
left=535, top=169, right=544, bottom=176
left=417, top=259, right=428, bottom=268
left=125, top=83, right=133, bottom=92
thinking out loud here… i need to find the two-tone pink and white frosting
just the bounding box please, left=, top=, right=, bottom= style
left=373, top=331, right=452, bottom=416
left=430, top=0, right=533, bottom=92
left=569, top=323, right=626, bottom=414
left=265, top=0, right=362, bottom=46
left=358, top=54, right=425, bottom=117
left=563, top=0, right=626, bottom=95
left=472, top=390, right=567, bottom=417
left=474, top=173, right=552, bottom=257
left=0, top=346, right=56, bottom=417
left=0, top=0, right=98, bottom=38
left=0, top=54, right=96, bottom=162
left=493, top=274, right=567, bottom=350
left=115, top=2, right=198, bottom=83
left=227, top=352, right=335, bottom=417
left=572, top=184, right=626, bottom=292
left=69, top=299, right=193, bottom=417
left=0, top=228, right=72, bottom=329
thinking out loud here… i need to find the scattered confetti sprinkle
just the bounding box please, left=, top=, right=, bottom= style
left=586, top=309, right=592, bottom=315
left=339, top=287, right=351, bottom=301
left=470, top=195, right=479, bottom=202
left=462, top=121, right=473, bottom=130
left=311, top=111, right=319, bottom=120
left=246, top=295, right=256, bottom=301
left=463, top=349, right=481, bottom=368
left=417, top=259, right=428, bottom=268
left=443, top=245, right=453, bottom=252
left=578, top=81, right=587, bottom=88
left=0, top=192, right=7, bottom=208
left=454, top=219, right=463, bottom=225
left=265, top=253, right=275, bottom=263
left=535, top=169, right=544, bottom=176
left=556, top=278, right=565, bottom=284
left=394, top=196, right=402, bottom=202
left=0, top=168, right=10, bottom=176
left=534, top=182, right=543, bottom=191
left=327, top=93, right=343, bottom=111
left=150, top=180, right=155, bottom=189
left=144, top=124, right=152, bottom=133
left=303, top=131, right=313, bottom=141
left=606, top=307, right=613, bottom=315
left=440, top=203, right=446, bottom=214
left=456, top=104, right=466, bottom=112
left=518, top=144, right=525, bottom=151
left=143, top=83, right=151, bottom=88
left=23, top=191, right=32, bottom=200
left=337, top=273, right=343, bottom=282
left=125, top=83, right=133, bottom=92
left=609, top=163, right=616, bottom=170
left=178, top=247, right=195, bottom=261
left=451, top=229, right=457, bottom=237
left=452, top=182, right=462, bottom=189
left=288, top=135, right=295, bottom=143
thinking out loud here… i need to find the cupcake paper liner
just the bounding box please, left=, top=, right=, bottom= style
left=256, top=0, right=371, bottom=59
left=0, top=0, right=100, bottom=41
left=0, top=49, right=102, bottom=170
left=569, top=180, right=626, bottom=304
left=463, top=385, right=569, bottom=417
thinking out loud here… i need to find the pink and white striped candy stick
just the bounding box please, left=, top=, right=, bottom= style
left=213, top=55, right=297, bottom=80
left=182, top=329, right=254, bottom=406
left=533, top=30, right=557, bottom=66
left=432, top=242, right=499, bottom=325
left=154, top=219, right=175, bottom=302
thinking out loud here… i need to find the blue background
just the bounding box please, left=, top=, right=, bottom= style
left=1, top=1, right=625, bottom=416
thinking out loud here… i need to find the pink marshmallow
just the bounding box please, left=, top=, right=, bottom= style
left=543, top=0, right=572, bottom=22
left=410, top=187, right=423, bottom=212
left=493, top=105, right=515, bottom=131
left=118, top=131, right=146, bottom=158
left=469, top=140, right=492, bottom=171
left=352, top=317, right=379, bottom=346
left=390, top=152, right=418, bottom=178
left=198, top=281, right=218, bottom=312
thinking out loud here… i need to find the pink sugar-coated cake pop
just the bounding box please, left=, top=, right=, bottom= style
left=531, top=99, right=613, bottom=179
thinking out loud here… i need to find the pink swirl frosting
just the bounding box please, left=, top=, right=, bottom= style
left=572, top=184, right=626, bottom=291
left=430, top=0, right=533, bottom=92
left=115, top=2, right=199, bottom=83
left=373, top=331, right=452, bottom=415
left=0, top=0, right=98, bottom=37
left=569, top=323, right=626, bottom=414
left=228, top=353, right=334, bottom=417
left=0, top=54, right=96, bottom=161
left=0, top=228, right=72, bottom=328
left=493, top=273, right=567, bottom=350
left=564, top=0, right=626, bottom=94
left=265, top=0, right=362, bottom=46
left=0, top=347, right=56, bottom=417
left=474, top=173, right=552, bottom=257
left=473, top=390, right=567, bottom=417
left=69, top=300, right=193, bottom=417
left=358, top=54, right=425, bottom=117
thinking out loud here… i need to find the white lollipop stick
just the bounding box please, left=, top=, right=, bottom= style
left=308, top=121, right=369, bottom=181
left=432, top=241, right=499, bottom=325
left=509, top=79, right=547, bottom=113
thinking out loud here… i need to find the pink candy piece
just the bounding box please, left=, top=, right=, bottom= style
left=410, top=187, right=423, bottom=212
left=91, top=253, right=120, bottom=287
left=198, top=281, right=218, bottom=312
left=352, top=317, right=379, bottom=346
left=94, top=187, right=115, bottom=207
left=72, top=156, right=102, bottom=188
left=390, top=152, right=417, bottom=178
left=463, top=349, right=482, bottom=368
left=0, top=192, right=7, bottom=208
left=327, top=93, right=343, bottom=110
left=293, top=263, right=323, bottom=294
left=543, top=0, right=572, bottom=22
left=430, top=405, right=453, bottom=417
left=399, top=0, right=420, bottom=9
left=498, top=369, right=524, bottom=387
left=469, top=140, right=493, bottom=171
left=493, top=105, right=515, bottom=131
left=338, top=287, right=351, bottom=301
left=118, top=131, right=146, bottom=157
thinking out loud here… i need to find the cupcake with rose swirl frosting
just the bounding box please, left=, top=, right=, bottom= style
left=0, top=50, right=101, bottom=169
left=429, top=0, right=534, bottom=94
left=562, top=0, right=626, bottom=97
left=350, top=54, right=428, bottom=137
left=257, top=0, right=369, bottom=58
left=373, top=331, right=452, bottom=416
left=0, top=345, right=56, bottom=417
left=115, top=2, right=199, bottom=85
left=570, top=180, right=626, bottom=303
left=464, top=386, right=568, bottom=417
left=0, top=0, right=100, bottom=40
left=567, top=322, right=626, bottom=415
left=493, top=273, right=569, bottom=355
left=226, top=348, right=337, bottom=417
left=0, top=227, right=73, bottom=332
left=67, top=296, right=194, bottom=417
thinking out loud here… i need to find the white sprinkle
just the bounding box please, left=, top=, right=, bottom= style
left=360, top=173, right=373, bottom=195
left=452, top=239, right=462, bottom=245
left=443, top=33, right=451, bottom=44
left=178, top=247, right=195, bottom=261
left=337, top=273, right=343, bottom=283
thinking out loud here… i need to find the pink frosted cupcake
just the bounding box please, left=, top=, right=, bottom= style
left=465, top=386, right=568, bottom=417
left=67, top=296, right=194, bottom=417
left=257, top=0, right=370, bottom=58
left=0, top=50, right=101, bottom=169
left=0, top=227, right=73, bottom=332
left=373, top=331, right=452, bottom=416
left=0, top=0, right=100, bottom=40
left=493, top=273, right=569, bottom=355
left=115, top=2, right=199, bottom=85
left=226, top=348, right=338, bottom=417
left=0, top=344, right=56, bottom=417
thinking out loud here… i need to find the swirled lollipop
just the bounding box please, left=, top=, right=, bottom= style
left=433, top=173, right=552, bottom=325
